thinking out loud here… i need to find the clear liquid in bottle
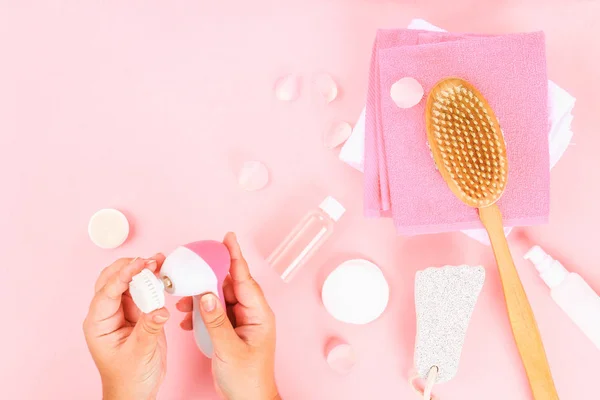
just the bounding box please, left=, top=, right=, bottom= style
left=267, top=196, right=345, bottom=282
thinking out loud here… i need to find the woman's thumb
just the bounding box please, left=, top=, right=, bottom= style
left=199, top=293, right=241, bottom=354
left=132, top=308, right=169, bottom=350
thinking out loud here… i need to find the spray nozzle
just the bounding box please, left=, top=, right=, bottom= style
left=524, top=245, right=568, bottom=289
left=524, top=245, right=551, bottom=268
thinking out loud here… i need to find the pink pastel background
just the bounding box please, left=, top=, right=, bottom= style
left=1, top=1, right=599, bottom=399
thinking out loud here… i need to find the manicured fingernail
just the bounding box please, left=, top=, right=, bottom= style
left=201, top=294, right=217, bottom=312
left=153, top=314, right=168, bottom=323
left=122, top=258, right=140, bottom=277
left=144, top=259, right=157, bottom=272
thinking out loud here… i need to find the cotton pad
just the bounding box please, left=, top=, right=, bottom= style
left=88, top=208, right=129, bottom=249
left=322, top=259, right=389, bottom=325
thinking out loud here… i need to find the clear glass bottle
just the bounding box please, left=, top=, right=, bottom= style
left=268, top=196, right=345, bottom=282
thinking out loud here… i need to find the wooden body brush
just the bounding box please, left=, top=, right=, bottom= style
left=425, top=78, right=558, bottom=400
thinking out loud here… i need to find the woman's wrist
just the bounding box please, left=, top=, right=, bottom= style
left=269, top=383, right=281, bottom=400
left=268, top=381, right=281, bottom=400
left=102, top=388, right=121, bottom=400
left=102, top=381, right=131, bottom=400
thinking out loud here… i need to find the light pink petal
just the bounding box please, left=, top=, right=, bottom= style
left=326, top=342, right=355, bottom=375
left=390, top=77, right=424, bottom=109
left=324, top=121, right=352, bottom=149
left=314, top=73, right=338, bottom=103
left=274, top=74, right=301, bottom=102
left=238, top=161, right=269, bottom=191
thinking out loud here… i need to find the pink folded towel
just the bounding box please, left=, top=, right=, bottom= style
left=364, top=29, right=549, bottom=235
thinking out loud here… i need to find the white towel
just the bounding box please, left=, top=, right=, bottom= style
left=340, top=19, right=576, bottom=245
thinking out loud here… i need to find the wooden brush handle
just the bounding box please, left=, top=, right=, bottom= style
left=479, top=204, right=559, bottom=400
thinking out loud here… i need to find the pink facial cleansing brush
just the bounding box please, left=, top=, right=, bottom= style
left=129, top=241, right=231, bottom=357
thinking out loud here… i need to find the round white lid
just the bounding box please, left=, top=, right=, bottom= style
left=322, top=259, right=389, bottom=325
left=88, top=208, right=130, bottom=249
left=319, top=196, right=345, bottom=222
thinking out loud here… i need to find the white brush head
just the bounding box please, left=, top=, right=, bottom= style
left=129, top=269, right=166, bottom=313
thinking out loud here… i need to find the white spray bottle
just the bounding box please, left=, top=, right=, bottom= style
left=525, top=245, right=600, bottom=350
left=129, top=240, right=231, bottom=358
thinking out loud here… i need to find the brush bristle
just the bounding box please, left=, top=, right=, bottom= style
left=426, top=78, right=507, bottom=208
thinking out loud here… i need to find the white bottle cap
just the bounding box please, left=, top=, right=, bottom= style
left=129, top=269, right=166, bottom=313
left=524, top=245, right=568, bottom=289
left=319, top=196, right=345, bottom=222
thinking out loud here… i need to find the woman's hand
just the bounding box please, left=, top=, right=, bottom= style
left=83, top=255, right=170, bottom=400
left=177, top=233, right=280, bottom=400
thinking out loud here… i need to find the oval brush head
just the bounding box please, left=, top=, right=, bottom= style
left=425, top=78, right=507, bottom=208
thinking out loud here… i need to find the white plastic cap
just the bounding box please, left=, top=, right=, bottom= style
left=524, top=245, right=551, bottom=269
left=129, top=269, right=166, bottom=313
left=524, top=245, right=568, bottom=289
left=319, top=196, right=345, bottom=222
